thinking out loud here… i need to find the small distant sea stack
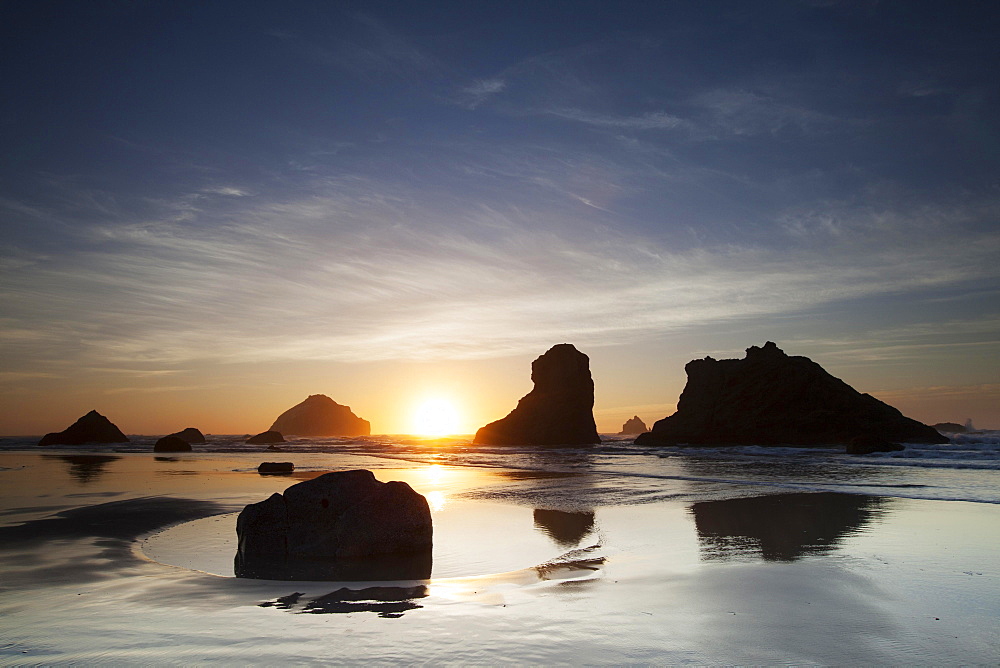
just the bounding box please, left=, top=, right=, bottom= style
left=247, top=430, right=285, bottom=445
left=619, top=416, right=648, bottom=435
left=38, top=410, right=129, bottom=446
left=168, top=427, right=206, bottom=444
left=269, top=394, right=370, bottom=437
left=931, top=422, right=966, bottom=434
left=154, top=435, right=192, bottom=452
left=635, top=342, right=948, bottom=447
left=474, top=343, right=601, bottom=446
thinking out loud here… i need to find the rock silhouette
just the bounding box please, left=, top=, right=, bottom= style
left=474, top=344, right=600, bottom=446
left=38, top=410, right=129, bottom=446
left=235, top=469, right=432, bottom=580
left=154, top=435, right=192, bottom=452
left=269, top=394, right=370, bottom=437
left=247, top=430, right=285, bottom=445
left=258, top=462, right=294, bottom=474
left=168, top=427, right=206, bottom=444
left=932, top=422, right=966, bottom=433
left=636, top=342, right=947, bottom=447
left=619, top=416, right=648, bottom=435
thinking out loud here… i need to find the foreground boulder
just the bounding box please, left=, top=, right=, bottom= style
left=619, top=416, right=648, bottom=435
left=38, top=410, right=129, bottom=446
left=269, top=394, right=370, bottom=437
left=635, top=342, right=948, bottom=447
left=474, top=344, right=600, bottom=446
left=168, top=427, right=206, bottom=444
left=247, top=430, right=285, bottom=445
left=258, top=461, right=294, bottom=474
left=154, top=435, right=192, bottom=452
left=235, top=469, right=432, bottom=580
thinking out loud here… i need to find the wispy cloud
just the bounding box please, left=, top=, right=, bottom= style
left=544, top=109, right=685, bottom=130
left=200, top=186, right=252, bottom=197
left=3, top=173, right=997, bottom=372
left=458, top=78, right=507, bottom=109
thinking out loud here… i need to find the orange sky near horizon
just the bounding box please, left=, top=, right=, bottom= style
left=2, top=340, right=996, bottom=437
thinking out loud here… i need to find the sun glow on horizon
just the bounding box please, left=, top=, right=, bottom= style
left=411, top=397, right=461, bottom=436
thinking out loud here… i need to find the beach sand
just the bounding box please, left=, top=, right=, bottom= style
left=1, top=450, right=998, bottom=665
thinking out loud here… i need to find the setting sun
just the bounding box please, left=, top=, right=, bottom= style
left=411, top=397, right=460, bottom=436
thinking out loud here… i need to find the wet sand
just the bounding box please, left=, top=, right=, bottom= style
left=1, top=451, right=998, bottom=664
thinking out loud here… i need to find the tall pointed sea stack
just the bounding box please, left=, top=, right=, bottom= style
left=269, top=394, right=370, bottom=437
left=474, top=343, right=600, bottom=446
left=38, top=410, right=130, bottom=446
left=635, top=342, right=947, bottom=447
left=620, top=416, right=648, bottom=435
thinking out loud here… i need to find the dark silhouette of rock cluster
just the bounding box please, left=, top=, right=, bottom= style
left=619, top=416, right=648, bottom=435
left=269, top=394, right=370, bottom=437
left=474, top=343, right=600, bottom=446
left=235, top=469, right=432, bottom=580
left=38, top=410, right=129, bottom=446
left=636, top=341, right=947, bottom=447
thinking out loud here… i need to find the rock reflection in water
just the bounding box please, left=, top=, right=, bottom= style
left=235, top=548, right=432, bottom=581
left=691, top=492, right=888, bottom=561
left=533, top=509, right=595, bottom=548
left=46, top=455, right=121, bottom=483
left=259, top=585, right=427, bottom=618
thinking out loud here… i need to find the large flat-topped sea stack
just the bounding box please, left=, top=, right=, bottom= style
left=38, top=410, right=130, bottom=446
left=269, top=394, right=370, bottom=437
left=474, top=343, right=600, bottom=446
left=635, top=342, right=947, bottom=447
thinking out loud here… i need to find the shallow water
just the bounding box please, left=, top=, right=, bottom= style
left=1, top=443, right=998, bottom=665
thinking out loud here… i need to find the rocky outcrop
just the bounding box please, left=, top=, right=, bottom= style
left=168, top=427, right=206, bottom=444
left=474, top=344, right=600, bottom=446
left=258, top=462, right=294, bottom=474
left=38, top=410, right=129, bottom=446
left=269, top=395, right=370, bottom=437
left=932, top=422, right=966, bottom=433
left=154, top=435, right=193, bottom=452
left=247, top=430, right=285, bottom=445
left=635, top=342, right=948, bottom=447
left=619, top=416, right=648, bottom=435
left=235, top=469, right=432, bottom=580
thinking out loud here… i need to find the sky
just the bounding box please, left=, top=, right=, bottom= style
left=1, top=0, right=998, bottom=436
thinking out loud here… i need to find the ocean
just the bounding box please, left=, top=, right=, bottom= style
left=1, top=433, right=998, bottom=664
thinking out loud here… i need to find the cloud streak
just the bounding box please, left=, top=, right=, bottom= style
left=3, top=173, right=997, bottom=373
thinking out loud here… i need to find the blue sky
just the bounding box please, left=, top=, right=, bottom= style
left=1, top=1, right=998, bottom=434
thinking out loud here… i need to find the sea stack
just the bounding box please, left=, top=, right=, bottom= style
left=38, top=410, right=130, bottom=446
left=635, top=342, right=947, bottom=447
left=620, top=416, right=648, bottom=435
left=474, top=343, right=600, bottom=446
left=269, top=394, right=370, bottom=437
